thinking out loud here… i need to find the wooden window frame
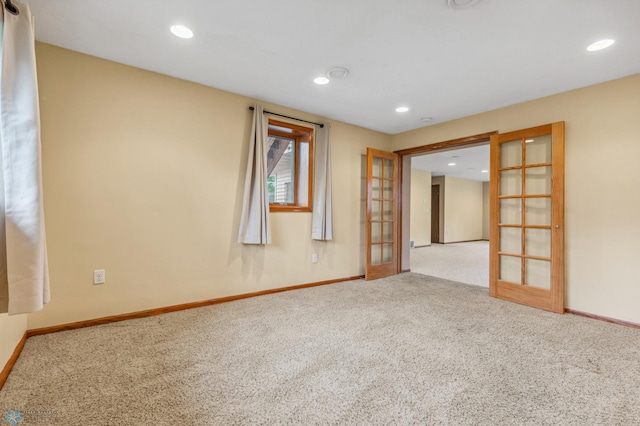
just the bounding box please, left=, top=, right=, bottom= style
left=267, top=119, right=313, bottom=212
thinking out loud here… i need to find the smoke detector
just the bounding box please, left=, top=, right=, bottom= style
left=448, top=0, right=483, bottom=9
left=327, top=67, right=350, bottom=80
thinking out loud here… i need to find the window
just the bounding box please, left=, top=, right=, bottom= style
left=267, top=119, right=313, bottom=212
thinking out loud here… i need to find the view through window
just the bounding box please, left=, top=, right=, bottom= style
left=267, top=120, right=313, bottom=212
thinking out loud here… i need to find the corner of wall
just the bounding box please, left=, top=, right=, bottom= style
left=0, top=313, right=27, bottom=375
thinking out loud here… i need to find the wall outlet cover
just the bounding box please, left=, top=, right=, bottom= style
left=93, top=269, right=106, bottom=285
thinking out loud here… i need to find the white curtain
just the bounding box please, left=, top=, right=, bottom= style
left=312, top=123, right=333, bottom=240
left=238, top=105, right=271, bottom=244
left=0, top=1, right=50, bottom=315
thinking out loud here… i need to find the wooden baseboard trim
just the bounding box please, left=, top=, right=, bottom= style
left=565, top=309, right=640, bottom=330
left=443, top=239, right=486, bottom=244
left=27, top=275, right=364, bottom=337
left=401, top=269, right=411, bottom=273
left=0, top=331, right=28, bottom=391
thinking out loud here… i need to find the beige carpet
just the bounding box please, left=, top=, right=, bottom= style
left=411, top=241, right=489, bottom=287
left=1, top=273, right=639, bottom=425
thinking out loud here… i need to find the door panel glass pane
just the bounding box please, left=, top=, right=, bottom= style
left=372, top=201, right=381, bottom=221
left=371, top=244, right=381, bottom=265
left=383, top=201, right=393, bottom=221
left=500, top=255, right=521, bottom=284
left=372, top=178, right=381, bottom=199
left=525, top=135, right=552, bottom=165
left=500, top=198, right=521, bottom=225
left=372, top=157, right=382, bottom=178
left=525, top=228, right=551, bottom=258
left=500, top=169, right=522, bottom=196
left=500, top=140, right=522, bottom=168
left=371, top=222, right=381, bottom=243
left=382, top=243, right=393, bottom=263
left=525, top=198, right=551, bottom=226
left=383, top=179, right=393, bottom=200
left=525, top=259, right=551, bottom=289
left=383, top=222, right=393, bottom=242
left=500, top=227, right=521, bottom=255
left=525, top=166, right=552, bottom=195
left=383, top=159, right=393, bottom=179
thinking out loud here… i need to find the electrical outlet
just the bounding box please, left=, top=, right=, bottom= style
left=93, top=269, right=105, bottom=285
left=312, top=253, right=318, bottom=264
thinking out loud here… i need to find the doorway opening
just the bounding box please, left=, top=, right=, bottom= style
left=407, top=144, right=490, bottom=287
left=396, top=131, right=498, bottom=286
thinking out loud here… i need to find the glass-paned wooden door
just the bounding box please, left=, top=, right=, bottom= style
left=489, top=122, right=565, bottom=313
left=366, top=148, right=399, bottom=280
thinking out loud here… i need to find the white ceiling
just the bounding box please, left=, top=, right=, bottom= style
left=412, top=145, right=490, bottom=182
left=22, top=0, right=640, bottom=135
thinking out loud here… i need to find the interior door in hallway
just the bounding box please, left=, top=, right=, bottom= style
left=431, top=184, right=440, bottom=244
left=489, top=122, right=565, bottom=313
left=366, top=148, right=399, bottom=280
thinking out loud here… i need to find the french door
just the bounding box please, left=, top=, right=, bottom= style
left=365, top=148, right=400, bottom=280
left=489, top=122, right=565, bottom=313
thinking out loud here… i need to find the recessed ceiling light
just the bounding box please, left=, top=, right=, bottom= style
left=481, top=170, right=489, bottom=173
left=448, top=162, right=456, bottom=166
left=525, top=139, right=534, bottom=143
left=327, top=67, right=349, bottom=80
left=586, top=39, right=615, bottom=52
left=170, top=25, right=193, bottom=39
left=420, top=117, right=433, bottom=122
left=314, top=77, right=330, bottom=85
left=396, top=106, right=409, bottom=113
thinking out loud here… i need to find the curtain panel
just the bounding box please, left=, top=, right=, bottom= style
left=312, top=123, right=333, bottom=240
left=237, top=105, right=271, bottom=244
left=0, top=1, right=50, bottom=315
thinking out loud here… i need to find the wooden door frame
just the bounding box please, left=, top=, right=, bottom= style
left=394, top=132, right=498, bottom=273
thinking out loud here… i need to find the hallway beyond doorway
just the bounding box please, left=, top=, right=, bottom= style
left=410, top=241, right=489, bottom=287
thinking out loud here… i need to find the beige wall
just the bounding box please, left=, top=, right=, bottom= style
left=7, top=44, right=638, bottom=340
left=431, top=176, right=484, bottom=243
left=410, top=169, right=432, bottom=247
left=27, top=43, right=391, bottom=329
left=442, top=176, right=483, bottom=243
left=482, top=182, right=490, bottom=240
left=0, top=314, right=26, bottom=371
left=400, top=157, right=412, bottom=270
left=393, top=74, right=640, bottom=324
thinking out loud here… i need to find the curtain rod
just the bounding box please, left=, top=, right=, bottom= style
left=249, top=107, right=324, bottom=128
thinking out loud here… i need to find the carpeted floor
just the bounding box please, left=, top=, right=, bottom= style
left=1, top=273, right=639, bottom=425
left=411, top=241, right=489, bottom=287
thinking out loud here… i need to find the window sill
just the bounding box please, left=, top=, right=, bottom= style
left=269, top=205, right=312, bottom=213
